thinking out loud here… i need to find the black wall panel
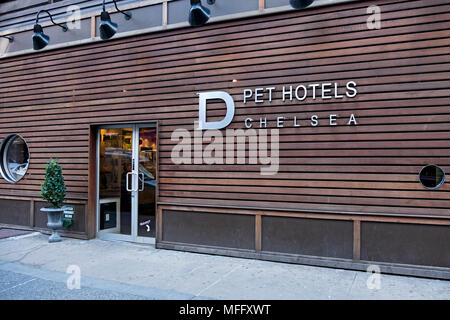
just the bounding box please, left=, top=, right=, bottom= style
left=262, top=216, right=353, bottom=258
left=162, top=210, right=255, bottom=250
left=0, top=199, right=29, bottom=226
left=361, top=221, right=450, bottom=268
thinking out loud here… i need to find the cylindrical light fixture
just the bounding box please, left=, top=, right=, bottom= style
left=32, top=10, right=68, bottom=50
left=0, top=35, right=14, bottom=43
left=189, top=0, right=215, bottom=27
left=99, top=0, right=132, bottom=40
left=290, top=0, right=315, bottom=9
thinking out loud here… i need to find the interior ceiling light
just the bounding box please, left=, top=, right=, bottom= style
left=0, top=35, right=14, bottom=42
left=290, top=0, right=315, bottom=9
left=32, top=10, right=68, bottom=50
left=189, top=0, right=215, bottom=27
left=99, top=0, right=132, bottom=40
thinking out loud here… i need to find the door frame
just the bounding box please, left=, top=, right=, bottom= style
left=94, top=122, right=158, bottom=244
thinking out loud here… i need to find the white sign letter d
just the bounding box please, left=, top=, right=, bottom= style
left=197, top=91, right=235, bottom=130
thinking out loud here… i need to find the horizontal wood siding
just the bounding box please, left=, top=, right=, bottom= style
left=0, top=0, right=449, bottom=218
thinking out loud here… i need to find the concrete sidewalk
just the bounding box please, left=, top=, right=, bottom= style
left=0, top=232, right=449, bottom=300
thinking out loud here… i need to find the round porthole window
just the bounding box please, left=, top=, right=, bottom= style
left=0, top=134, right=30, bottom=183
left=419, top=165, right=445, bottom=190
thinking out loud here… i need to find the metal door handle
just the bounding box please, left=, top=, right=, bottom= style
left=126, top=172, right=133, bottom=192
left=139, top=172, right=144, bottom=191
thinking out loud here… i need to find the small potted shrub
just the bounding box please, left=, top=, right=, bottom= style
left=40, top=158, right=66, bottom=243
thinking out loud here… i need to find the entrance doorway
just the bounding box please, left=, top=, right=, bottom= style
left=96, top=124, right=157, bottom=243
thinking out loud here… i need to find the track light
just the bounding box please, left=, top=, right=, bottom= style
left=99, top=0, right=132, bottom=40
left=189, top=0, right=215, bottom=27
left=32, top=10, right=68, bottom=50
left=0, top=35, right=14, bottom=43
left=290, top=0, right=315, bottom=9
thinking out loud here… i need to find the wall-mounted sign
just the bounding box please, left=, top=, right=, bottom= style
left=197, top=81, right=358, bottom=130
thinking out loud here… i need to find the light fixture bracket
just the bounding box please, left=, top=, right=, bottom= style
left=35, top=9, right=68, bottom=32
left=103, top=0, right=132, bottom=20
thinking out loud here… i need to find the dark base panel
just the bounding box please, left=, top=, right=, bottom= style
left=0, top=198, right=88, bottom=237
left=361, top=221, right=450, bottom=268
left=162, top=210, right=255, bottom=250
left=262, top=216, right=353, bottom=259
left=0, top=199, right=30, bottom=226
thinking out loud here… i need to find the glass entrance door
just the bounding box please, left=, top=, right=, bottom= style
left=98, top=127, right=133, bottom=237
left=97, top=124, right=157, bottom=243
left=136, top=126, right=157, bottom=239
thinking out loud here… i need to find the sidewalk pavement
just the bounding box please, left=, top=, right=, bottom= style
left=0, top=232, right=449, bottom=300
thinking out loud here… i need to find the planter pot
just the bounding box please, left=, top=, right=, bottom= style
left=40, top=207, right=64, bottom=243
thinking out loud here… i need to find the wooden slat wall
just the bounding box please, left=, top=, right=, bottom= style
left=0, top=0, right=449, bottom=218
